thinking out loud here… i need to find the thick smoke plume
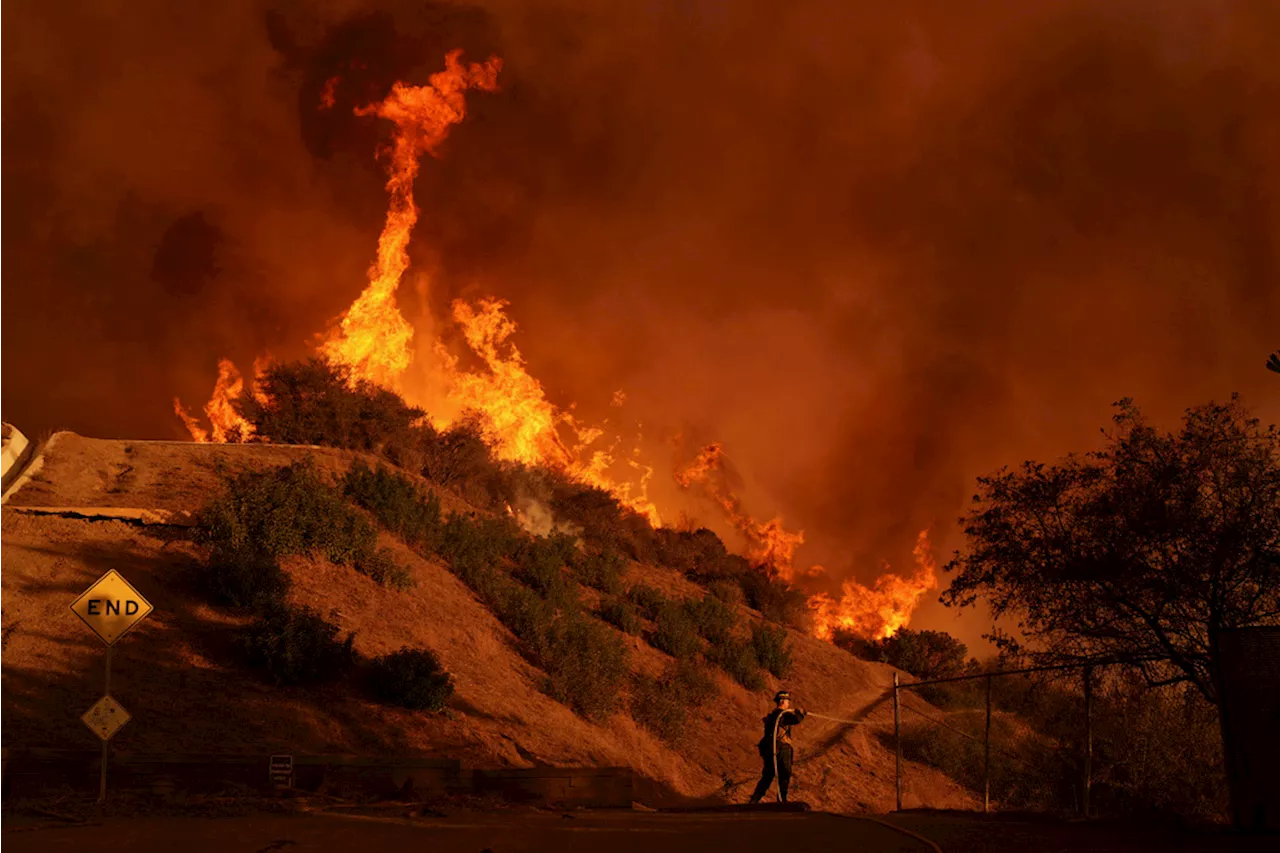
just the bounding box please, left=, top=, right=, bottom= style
left=6, top=0, right=1279, bottom=645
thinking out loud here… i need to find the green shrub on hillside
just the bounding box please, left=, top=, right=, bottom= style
left=572, top=549, right=627, bottom=595
left=438, top=513, right=521, bottom=575
left=627, top=583, right=668, bottom=621
left=750, top=623, right=793, bottom=678
left=240, top=606, right=356, bottom=686
left=598, top=597, right=644, bottom=635
left=356, top=546, right=415, bottom=590
left=343, top=459, right=443, bottom=553
left=541, top=614, right=630, bottom=720
left=199, top=543, right=291, bottom=610
left=369, top=647, right=455, bottom=711
left=707, top=633, right=766, bottom=691
left=234, top=358, right=425, bottom=460
left=513, top=536, right=579, bottom=607
left=684, top=595, right=738, bottom=645
left=739, top=566, right=808, bottom=627
left=195, top=460, right=411, bottom=598
left=490, top=574, right=558, bottom=649
left=709, top=580, right=745, bottom=607
left=651, top=601, right=701, bottom=659
left=631, top=660, right=719, bottom=745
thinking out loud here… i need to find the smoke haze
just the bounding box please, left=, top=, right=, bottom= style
left=6, top=0, right=1279, bottom=646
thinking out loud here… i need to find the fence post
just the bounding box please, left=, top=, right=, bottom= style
left=1083, top=665, right=1093, bottom=818
left=893, top=672, right=902, bottom=812
left=984, top=673, right=992, bottom=813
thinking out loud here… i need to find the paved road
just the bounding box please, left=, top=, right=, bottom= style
left=4, top=810, right=931, bottom=853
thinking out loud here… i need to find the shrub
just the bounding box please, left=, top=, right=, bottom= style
left=343, top=459, right=443, bottom=553
left=541, top=614, right=630, bottom=720
left=240, top=606, right=356, bottom=686
left=198, top=543, right=290, bottom=610
left=488, top=574, right=558, bottom=649
left=834, top=627, right=970, bottom=683
left=572, top=549, right=627, bottom=595
left=651, top=601, right=701, bottom=659
left=234, top=358, right=424, bottom=458
left=708, top=633, right=766, bottom=691
left=627, top=583, right=667, bottom=621
left=630, top=660, right=719, bottom=745
left=709, top=580, right=745, bottom=608
left=598, top=597, right=644, bottom=635
left=684, top=595, right=738, bottom=645
left=356, top=546, right=415, bottom=590
left=195, top=459, right=376, bottom=566
left=369, top=647, right=455, bottom=711
left=739, top=566, right=808, bottom=627
left=438, top=513, right=521, bottom=577
left=750, top=622, right=793, bottom=678
left=513, top=536, right=578, bottom=607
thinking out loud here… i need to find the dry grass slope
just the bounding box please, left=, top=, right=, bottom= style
left=1, top=432, right=975, bottom=812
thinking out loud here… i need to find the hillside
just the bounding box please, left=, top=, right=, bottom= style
left=1, top=432, right=976, bottom=813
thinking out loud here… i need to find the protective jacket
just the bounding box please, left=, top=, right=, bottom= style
left=757, top=708, right=807, bottom=751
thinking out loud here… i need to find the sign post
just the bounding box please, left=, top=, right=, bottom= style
left=69, top=570, right=153, bottom=802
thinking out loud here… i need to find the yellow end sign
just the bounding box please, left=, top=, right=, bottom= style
left=70, top=570, right=154, bottom=646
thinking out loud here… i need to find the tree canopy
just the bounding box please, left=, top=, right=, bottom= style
left=943, top=395, right=1280, bottom=704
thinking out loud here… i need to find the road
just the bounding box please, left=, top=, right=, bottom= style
left=4, top=809, right=930, bottom=853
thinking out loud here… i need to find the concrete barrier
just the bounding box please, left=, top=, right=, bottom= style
left=1, top=423, right=33, bottom=492
left=0, top=749, right=635, bottom=807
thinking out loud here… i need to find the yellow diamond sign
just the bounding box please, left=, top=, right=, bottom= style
left=82, top=694, right=131, bottom=741
left=70, top=570, right=154, bottom=646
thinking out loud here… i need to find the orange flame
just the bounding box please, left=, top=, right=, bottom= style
left=320, top=50, right=502, bottom=390
left=174, top=358, right=255, bottom=443
left=808, top=529, right=940, bottom=641
left=675, top=443, right=805, bottom=576
left=319, top=76, right=339, bottom=110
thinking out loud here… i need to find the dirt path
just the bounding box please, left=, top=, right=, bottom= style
left=3, top=810, right=933, bottom=853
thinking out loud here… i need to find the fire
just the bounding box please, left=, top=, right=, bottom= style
left=319, top=76, right=339, bottom=110
left=808, top=529, right=940, bottom=641
left=675, top=443, right=805, bottom=576
left=174, top=358, right=255, bottom=443
left=443, top=297, right=662, bottom=525
left=320, top=50, right=502, bottom=390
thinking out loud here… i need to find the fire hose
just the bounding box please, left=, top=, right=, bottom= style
left=766, top=710, right=876, bottom=801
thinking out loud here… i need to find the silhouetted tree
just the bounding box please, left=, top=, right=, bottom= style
left=943, top=395, right=1280, bottom=705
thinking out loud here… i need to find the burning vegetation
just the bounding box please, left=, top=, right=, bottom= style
left=173, top=49, right=935, bottom=643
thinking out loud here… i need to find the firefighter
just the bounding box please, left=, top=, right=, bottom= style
left=749, top=690, right=807, bottom=804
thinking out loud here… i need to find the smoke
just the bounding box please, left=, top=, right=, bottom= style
left=6, top=0, right=1279, bottom=646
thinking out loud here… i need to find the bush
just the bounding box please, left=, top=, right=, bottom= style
left=343, top=459, right=444, bottom=553
left=196, top=459, right=374, bottom=561
left=199, top=543, right=290, bottom=610
left=513, top=536, right=579, bottom=607
left=708, top=633, right=766, bottom=691
left=240, top=606, right=356, bottom=686
left=834, top=627, right=970, bottom=683
left=630, top=660, right=719, bottom=745
left=356, top=546, right=415, bottom=590
left=751, top=622, right=793, bottom=678
left=572, top=549, right=627, bottom=595
left=438, top=513, right=521, bottom=577
left=541, top=614, right=630, bottom=720
left=739, top=566, right=808, bottom=627
left=709, top=580, right=745, bottom=607
left=627, top=583, right=668, bottom=621
left=234, top=358, right=424, bottom=459
left=598, top=597, right=644, bottom=635
left=651, top=601, right=701, bottom=659
left=494, top=577, right=559, bottom=648
left=369, top=647, right=455, bottom=711
left=684, top=595, right=738, bottom=645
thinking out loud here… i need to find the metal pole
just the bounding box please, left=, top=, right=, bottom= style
left=100, top=646, right=113, bottom=803
left=1083, top=666, right=1093, bottom=819
left=984, top=674, right=992, bottom=813
left=893, top=672, right=902, bottom=812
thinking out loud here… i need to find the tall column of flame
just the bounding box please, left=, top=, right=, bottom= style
left=173, top=358, right=257, bottom=443
left=320, top=50, right=503, bottom=388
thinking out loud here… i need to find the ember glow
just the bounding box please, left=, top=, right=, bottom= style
left=173, top=358, right=254, bottom=444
